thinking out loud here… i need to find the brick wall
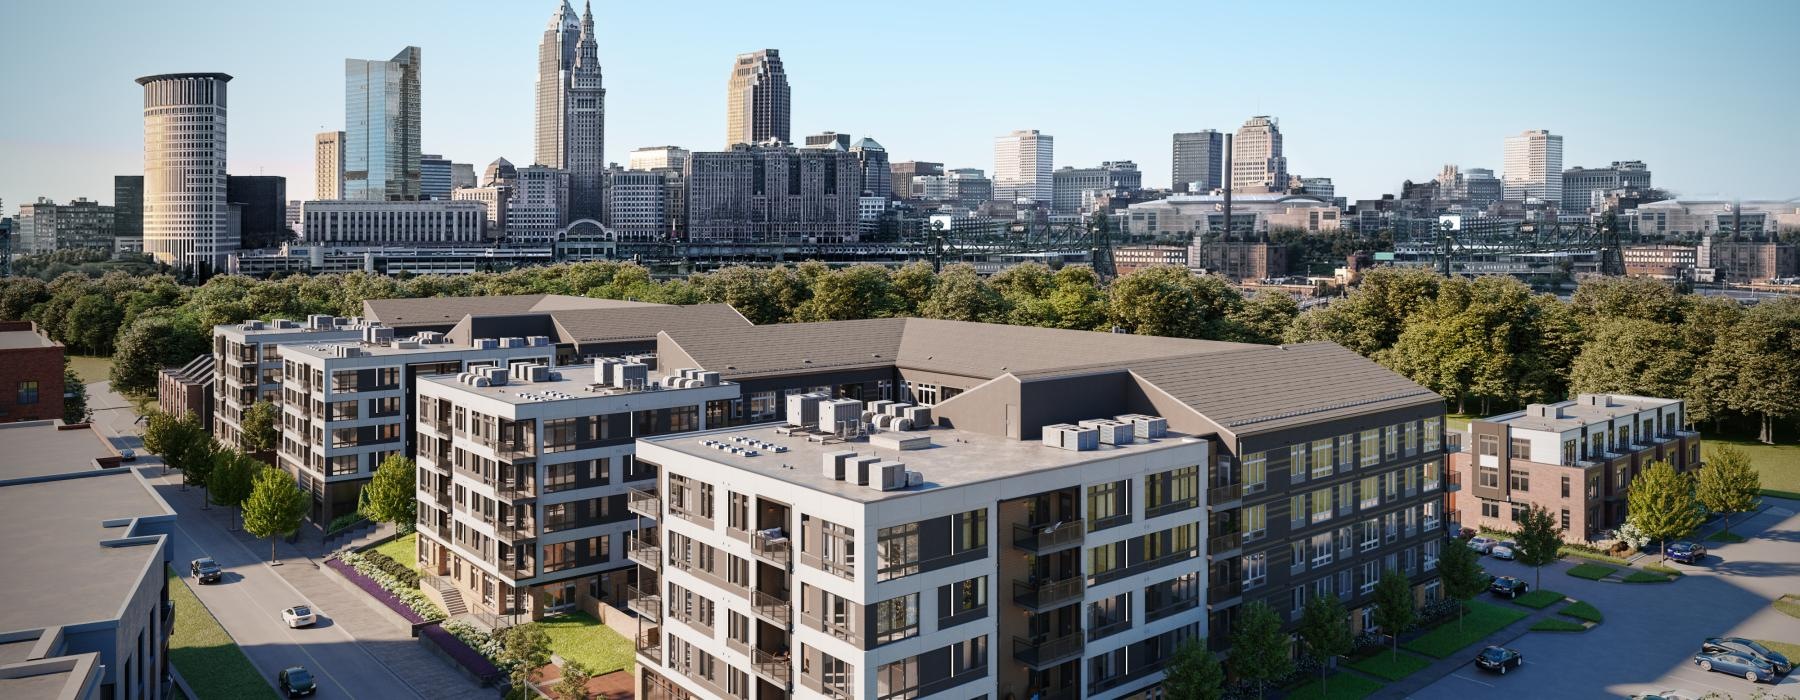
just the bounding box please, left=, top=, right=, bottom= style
left=0, top=322, right=65, bottom=424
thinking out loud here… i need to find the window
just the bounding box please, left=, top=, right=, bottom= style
left=1338, top=435, right=1355, bottom=470
left=1146, top=466, right=1199, bottom=513
left=877, top=523, right=920, bottom=581
left=1311, top=439, right=1334, bottom=478
left=1478, top=464, right=1500, bottom=489
left=1089, top=593, right=1131, bottom=638
left=814, top=520, right=856, bottom=578
left=874, top=593, right=919, bottom=644
left=1423, top=417, right=1441, bottom=452
left=748, top=391, right=779, bottom=422
left=1311, top=487, right=1333, bottom=524
left=1561, top=508, right=1571, bottom=530
left=16, top=380, right=38, bottom=405
left=949, top=576, right=986, bottom=616
left=1290, top=586, right=1306, bottom=616
left=1563, top=439, right=1578, bottom=465
left=1424, top=539, right=1440, bottom=571
left=1290, top=541, right=1307, bottom=574
left=1510, top=438, right=1531, bottom=460
left=1337, top=526, right=1354, bottom=559
left=1290, top=445, right=1307, bottom=483
left=1360, top=430, right=1380, bottom=467
left=1481, top=501, right=1500, bottom=518
left=1310, top=532, right=1333, bottom=566
left=877, top=656, right=918, bottom=700
left=1361, top=561, right=1379, bottom=595
left=1385, top=425, right=1399, bottom=459
left=1360, top=519, right=1378, bottom=551
left=1404, top=421, right=1418, bottom=456
left=1243, top=451, right=1268, bottom=492
left=1089, top=542, right=1121, bottom=577
left=1087, top=480, right=1129, bottom=531
left=1423, top=460, right=1441, bottom=491
left=951, top=636, right=987, bottom=676
left=1509, top=470, right=1529, bottom=492
left=1478, top=434, right=1499, bottom=457
left=1289, top=494, right=1307, bottom=529
left=1561, top=475, right=1571, bottom=498
left=1243, top=504, right=1267, bottom=541
left=955, top=509, right=987, bottom=552
left=1360, top=476, right=1379, bottom=509
left=1423, top=501, right=1440, bottom=531
left=728, top=492, right=749, bottom=532
left=1511, top=504, right=1528, bottom=522
left=1243, top=551, right=1267, bottom=589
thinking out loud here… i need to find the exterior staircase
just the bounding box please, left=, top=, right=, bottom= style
left=424, top=574, right=468, bottom=616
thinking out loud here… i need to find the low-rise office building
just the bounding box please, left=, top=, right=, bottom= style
left=299, top=200, right=487, bottom=246
left=1446, top=394, right=1698, bottom=541
left=0, top=321, right=65, bottom=424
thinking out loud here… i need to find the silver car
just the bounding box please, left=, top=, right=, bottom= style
left=1467, top=536, right=1498, bottom=554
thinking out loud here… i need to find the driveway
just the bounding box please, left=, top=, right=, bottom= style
left=1406, top=498, right=1800, bottom=699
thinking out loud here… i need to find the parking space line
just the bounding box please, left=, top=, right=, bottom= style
left=1665, top=668, right=1755, bottom=695
left=1449, top=673, right=1495, bottom=688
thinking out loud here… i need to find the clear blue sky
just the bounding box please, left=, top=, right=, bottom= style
left=3, top=0, right=1796, bottom=212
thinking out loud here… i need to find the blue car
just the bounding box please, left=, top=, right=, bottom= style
left=1703, top=637, right=1791, bottom=674
left=1693, top=650, right=1776, bottom=683
left=1667, top=541, right=1707, bottom=564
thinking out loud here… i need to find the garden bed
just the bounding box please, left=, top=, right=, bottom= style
left=325, top=555, right=443, bottom=624
left=1511, top=590, right=1565, bottom=609
left=1566, top=563, right=1616, bottom=580
left=420, top=622, right=502, bottom=684
left=1283, top=672, right=1383, bottom=700
left=1705, top=531, right=1746, bottom=543
left=1402, top=601, right=1529, bottom=659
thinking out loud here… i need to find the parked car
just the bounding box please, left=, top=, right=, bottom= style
left=1489, top=576, right=1529, bottom=598
left=1475, top=645, right=1524, bottom=673
left=278, top=666, right=317, bottom=697
left=281, top=605, right=318, bottom=628
left=1667, top=541, right=1707, bottom=564
left=1702, top=637, right=1791, bottom=674
left=1457, top=527, right=1477, bottom=541
left=118, top=448, right=136, bottom=462
left=189, top=557, right=222, bottom=584
left=1468, top=536, right=1498, bottom=554
left=1491, top=540, right=1518, bottom=560
left=1693, top=650, right=1776, bottom=683
left=1630, top=691, right=1701, bottom=700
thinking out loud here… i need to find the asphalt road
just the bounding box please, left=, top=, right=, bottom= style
left=1409, top=498, right=1800, bottom=700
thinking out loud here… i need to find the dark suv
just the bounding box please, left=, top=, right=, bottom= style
left=1667, top=541, right=1707, bottom=564
left=189, top=557, right=222, bottom=584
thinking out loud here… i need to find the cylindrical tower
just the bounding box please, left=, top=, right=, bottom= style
left=137, top=72, right=233, bottom=269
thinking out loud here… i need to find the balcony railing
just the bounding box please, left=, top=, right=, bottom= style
left=628, top=488, right=659, bottom=518
left=627, top=534, right=661, bottom=570
left=799, top=612, right=864, bottom=649
left=1012, top=521, right=1083, bottom=554
left=627, top=586, right=661, bottom=622
left=1094, top=548, right=1198, bottom=585
left=1147, top=497, right=1200, bottom=519
left=1144, top=595, right=1201, bottom=623
left=1208, top=532, right=1243, bottom=557
left=751, top=530, right=792, bottom=568
left=496, top=481, right=536, bottom=500
left=1207, top=483, right=1243, bottom=506
left=635, top=628, right=661, bottom=661
left=751, top=590, right=792, bottom=628
left=495, top=522, right=535, bottom=542
left=1012, top=632, right=1083, bottom=669
left=751, top=648, right=792, bottom=687
left=1012, top=575, right=1084, bottom=611
left=1208, top=579, right=1243, bottom=606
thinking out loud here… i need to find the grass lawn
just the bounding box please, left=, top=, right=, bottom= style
left=538, top=612, right=634, bottom=675
left=1757, top=640, right=1800, bottom=662
left=1623, top=571, right=1676, bottom=583
left=1566, top=563, right=1616, bottom=580
left=1558, top=601, right=1603, bottom=623
left=166, top=567, right=278, bottom=700
left=370, top=532, right=418, bottom=573
left=1530, top=618, right=1588, bottom=632
left=1773, top=595, right=1800, bottom=621
left=66, top=355, right=114, bottom=384
left=1347, top=650, right=1433, bottom=681
left=1705, top=437, right=1800, bottom=499
left=1642, top=563, right=1685, bottom=577
left=1705, top=530, right=1747, bottom=543
left=1445, top=413, right=1479, bottom=432
left=1559, top=546, right=1631, bottom=565
left=1512, top=590, right=1566, bottom=609
left=1283, top=672, right=1383, bottom=700
left=1402, top=601, right=1530, bottom=659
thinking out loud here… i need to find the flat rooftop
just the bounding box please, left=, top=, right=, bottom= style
left=0, top=421, right=118, bottom=480
left=0, top=470, right=170, bottom=632
left=0, top=329, right=56, bottom=350
left=1489, top=394, right=1679, bottom=433
left=0, top=672, right=74, bottom=698
left=420, top=369, right=729, bottom=406
left=281, top=338, right=553, bottom=361
left=644, top=422, right=1204, bottom=503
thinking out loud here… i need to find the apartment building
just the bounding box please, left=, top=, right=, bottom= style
left=412, top=358, right=737, bottom=624
left=1447, top=394, right=1698, bottom=542
left=212, top=315, right=366, bottom=449
left=588, top=318, right=1449, bottom=700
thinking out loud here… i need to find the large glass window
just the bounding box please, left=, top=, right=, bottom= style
left=874, top=593, right=919, bottom=644
left=1243, top=451, right=1268, bottom=492
left=1311, top=439, right=1334, bottom=478
left=1087, top=480, right=1129, bottom=531
left=877, top=657, right=918, bottom=700
left=877, top=523, right=920, bottom=581
left=1360, top=429, right=1380, bottom=467
left=954, top=509, right=987, bottom=552
left=16, top=380, right=38, bottom=405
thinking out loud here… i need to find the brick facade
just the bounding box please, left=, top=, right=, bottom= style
left=0, top=321, right=66, bottom=424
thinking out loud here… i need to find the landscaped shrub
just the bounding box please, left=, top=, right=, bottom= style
left=339, top=549, right=442, bottom=621
left=327, top=512, right=368, bottom=534
left=443, top=619, right=515, bottom=674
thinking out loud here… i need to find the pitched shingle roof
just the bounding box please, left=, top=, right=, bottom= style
left=363, top=294, right=662, bottom=329
left=662, top=318, right=909, bottom=378
left=551, top=304, right=750, bottom=344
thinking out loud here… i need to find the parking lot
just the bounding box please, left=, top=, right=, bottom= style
left=1405, top=497, right=1800, bottom=699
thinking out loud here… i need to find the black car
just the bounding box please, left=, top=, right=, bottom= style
left=1667, top=541, right=1707, bottom=564
left=1475, top=645, right=1524, bottom=673
left=1489, top=575, right=1529, bottom=598
left=189, top=557, right=222, bottom=584
left=1702, top=637, right=1791, bottom=674
left=279, top=666, right=316, bottom=697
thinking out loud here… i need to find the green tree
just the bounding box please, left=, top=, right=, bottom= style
left=208, top=449, right=259, bottom=530
left=1513, top=505, right=1563, bottom=590
left=241, top=467, right=307, bottom=563
left=1161, top=637, right=1224, bottom=700
left=1695, top=445, right=1761, bottom=536
left=1569, top=317, right=1693, bottom=399
left=361, top=454, right=418, bottom=537
left=1228, top=601, right=1292, bottom=699
left=889, top=261, right=937, bottom=316
left=1372, top=569, right=1417, bottom=659
left=919, top=264, right=1004, bottom=322
left=1229, top=290, right=1300, bottom=345
left=239, top=400, right=279, bottom=453
left=1107, top=266, right=1243, bottom=339
left=62, top=358, right=91, bottom=424
left=791, top=265, right=900, bottom=322
left=65, top=293, right=124, bottom=355
left=496, top=622, right=553, bottom=696
left=1283, top=266, right=1442, bottom=355
left=1438, top=536, right=1486, bottom=629
left=1710, top=298, right=1800, bottom=443
left=1297, top=594, right=1353, bottom=689
left=1627, top=460, right=1706, bottom=561
left=1568, top=275, right=1683, bottom=325
left=110, top=313, right=208, bottom=396
left=553, top=659, right=593, bottom=700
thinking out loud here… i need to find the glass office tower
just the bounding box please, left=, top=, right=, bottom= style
left=345, top=47, right=422, bottom=201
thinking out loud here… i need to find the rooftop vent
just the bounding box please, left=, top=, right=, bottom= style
left=416, top=331, right=444, bottom=344
left=272, top=319, right=298, bottom=329
left=500, top=337, right=526, bottom=349
left=1578, top=394, right=1614, bottom=407
left=332, top=345, right=364, bottom=358
left=1043, top=423, right=1099, bottom=451
left=473, top=338, right=499, bottom=350
left=612, top=362, right=648, bottom=390
left=1527, top=404, right=1563, bottom=419
left=822, top=450, right=857, bottom=480
left=527, top=335, right=551, bottom=347
left=307, top=314, right=333, bottom=330
left=873, top=461, right=908, bottom=491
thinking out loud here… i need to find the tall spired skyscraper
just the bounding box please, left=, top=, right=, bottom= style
left=535, top=0, right=606, bottom=222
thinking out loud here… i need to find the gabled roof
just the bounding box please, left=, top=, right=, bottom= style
left=894, top=318, right=1250, bottom=378
left=552, top=304, right=750, bottom=344
left=661, top=318, right=907, bottom=378
left=363, top=294, right=662, bottom=329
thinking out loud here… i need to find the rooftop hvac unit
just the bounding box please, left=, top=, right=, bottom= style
left=1115, top=414, right=1168, bottom=439
left=593, top=358, right=618, bottom=385
left=1079, top=419, right=1135, bottom=445
left=884, top=402, right=913, bottom=417
left=902, top=406, right=932, bottom=429
left=822, top=450, right=857, bottom=480
left=849, top=455, right=882, bottom=485
left=242, top=319, right=264, bottom=330
left=527, top=335, right=551, bottom=347
left=473, top=338, right=499, bottom=350
left=625, top=354, right=657, bottom=370
left=906, top=471, right=923, bottom=488
left=391, top=340, right=421, bottom=350
left=273, top=319, right=298, bottom=329
left=612, top=362, right=648, bottom=389
left=500, top=337, right=525, bottom=348
left=308, top=314, right=333, bottom=330
left=786, top=392, right=828, bottom=428
left=818, top=399, right=863, bottom=433
left=416, top=331, right=443, bottom=344
left=1042, top=423, right=1099, bottom=451
left=874, top=462, right=907, bottom=491
left=362, top=326, right=394, bottom=345
left=480, top=366, right=509, bottom=386
left=697, top=371, right=721, bottom=387
left=526, top=365, right=551, bottom=383
left=332, top=345, right=363, bottom=358
left=865, top=400, right=895, bottom=418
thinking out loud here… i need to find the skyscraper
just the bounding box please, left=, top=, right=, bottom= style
left=993, top=129, right=1054, bottom=205
left=315, top=131, right=345, bottom=200
left=1230, top=116, right=1287, bottom=194
left=725, top=49, right=790, bottom=147
left=137, top=72, right=233, bottom=268
left=1502, top=129, right=1564, bottom=204
left=1561, top=160, right=1650, bottom=213
left=804, top=131, right=850, bottom=150
left=628, top=146, right=689, bottom=172
left=420, top=154, right=453, bottom=200
left=1172, top=130, right=1224, bottom=193
left=851, top=137, right=890, bottom=200
left=345, top=47, right=422, bottom=201
left=535, top=0, right=605, bottom=222
left=113, top=175, right=143, bottom=248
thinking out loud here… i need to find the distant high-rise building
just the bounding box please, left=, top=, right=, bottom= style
left=850, top=137, right=890, bottom=199
left=994, top=129, right=1053, bottom=205
left=285, top=200, right=303, bottom=237
left=628, top=146, right=689, bottom=172
left=420, top=154, right=453, bottom=200
left=725, top=49, right=790, bottom=147
left=535, top=0, right=605, bottom=222
left=300, top=200, right=485, bottom=245
left=889, top=161, right=943, bottom=201
left=804, top=131, right=851, bottom=150
left=946, top=168, right=992, bottom=208
left=113, top=175, right=143, bottom=247
left=1052, top=161, right=1141, bottom=213
left=1231, top=116, right=1287, bottom=194
left=1465, top=168, right=1503, bottom=208
left=226, top=176, right=287, bottom=249
left=15, top=198, right=116, bottom=252
left=345, top=47, right=422, bottom=201
left=1299, top=177, right=1334, bottom=200
left=1502, top=129, right=1563, bottom=204
left=685, top=143, right=859, bottom=243
left=452, top=186, right=509, bottom=239
left=450, top=162, right=477, bottom=190
left=507, top=165, right=571, bottom=243
left=315, top=131, right=345, bottom=200
left=137, top=72, right=234, bottom=268
left=604, top=167, right=667, bottom=243
left=1172, top=130, right=1224, bottom=193
left=483, top=157, right=518, bottom=188
left=1562, top=161, right=1650, bottom=213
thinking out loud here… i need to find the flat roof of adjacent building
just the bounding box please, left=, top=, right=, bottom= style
left=0, top=470, right=171, bottom=632
left=420, top=367, right=730, bottom=406
left=0, top=329, right=57, bottom=350
left=363, top=294, right=663, bottom=329
left=1483, top=394, right=1679, bottom=433
left=0, top=421, right=118, bottom=481
left=643, top=422, right=1205, bottom=503
left=280, top=338, right=555, bottom=361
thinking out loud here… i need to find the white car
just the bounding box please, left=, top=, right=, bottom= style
left=1467, top=536, right=1498, bottom=554
left=1491, top=541, right=1517, bottom=560
left=281, top=605, right=318, bottom=628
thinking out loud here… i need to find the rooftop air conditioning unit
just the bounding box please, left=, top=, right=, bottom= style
left=612, top=362, right=648, bottom=390
left=1115, top=414, right=1168, bottom=439
left=273, top=319, right=298, bottom=329
left=865, top=400, right=895, bottom=419
left=242, top=320, right=264, bottom=330
left=500, top=337, right=524, bottom=348
left=901, top=406, right=931, bottom=429
left=849, top=455, right=881, bottom=485
left=697, top=371, right=721, bottom=387
left=307, top=314, right=332, bottom=330
left=362, top=326, right=394, bottom=345
left=786, top=392, right=829, bottom=428
left=1079, top=419, right=1135, bottom=445
left=822, top=450, right=857, bottom=480
left=819, top=399, right=863, bottom=433
left=473, top=338, right=499, bottom=350
left=528, top=336, right=551, bottom=347
left=875, top=462, right=907, bottom=491
left=1042, top=423, right=1099, bottom=451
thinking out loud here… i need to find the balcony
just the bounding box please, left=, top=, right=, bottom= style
left=1208, top=579, right=1243, bottom=608
left=1012, top=521, right=1083, bottom=554
left=495, top=522, right=535, bottom=543
left=1012, top=632, right=1083, bottom=669
left=1093, top=548, right=1198, bottom=586
left=628, top=488, right=659, bottom=518
left=1144, top=595, right=1201, bottom=623
left=799, top=611, right=864, bottom=649
left=1207, top=483, right=1243, bottom=508
left=1088, top=617, right=1132, bottom=641
left=751, top=530, right=792, bottom=568
left=1207, top=532, right=1243, bottom=558
left=626, top=586, right=661, bottom=622
left=751, top=590, right=792, bottom=628
left=751, top=648, right=792, bottom=688
left=635, top=628, right=661, bottom=662
left=627, top=534, right=661, bottom=570
left=496, top=481, right=536, bottom=501
left=1147, top=496, right=1200, bottom=519
left=1012, top=575, right=1084, bottom=612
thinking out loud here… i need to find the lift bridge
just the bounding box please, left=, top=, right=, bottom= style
left=1390, top=217, right=1626, bottom=278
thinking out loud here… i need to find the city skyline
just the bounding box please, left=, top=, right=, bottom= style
left=2, top=0, right=1797, bottom=212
